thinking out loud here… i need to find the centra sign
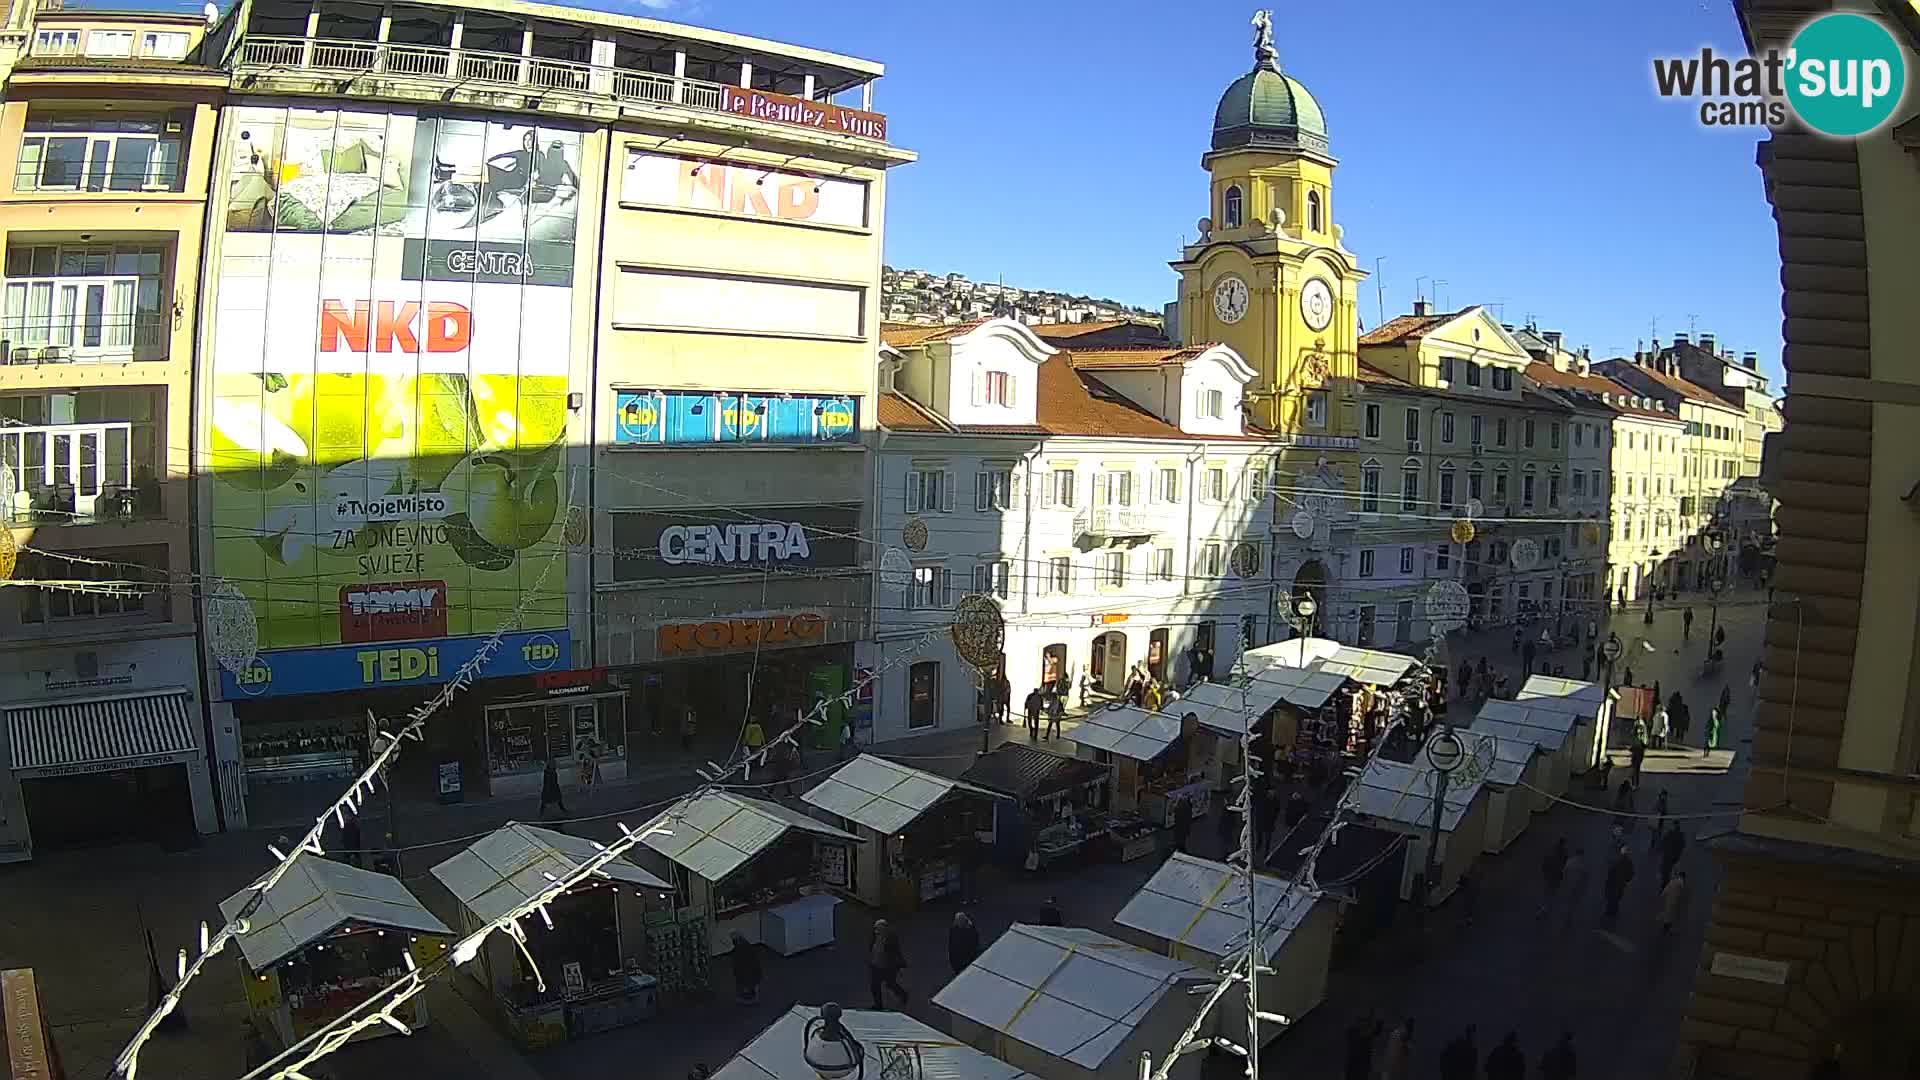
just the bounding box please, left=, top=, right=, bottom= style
left=659, top=522, right=812, bottom=566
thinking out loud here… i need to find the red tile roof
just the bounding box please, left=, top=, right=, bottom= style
left=1356, top=363, right=1414, bottom=387
left=1529, top=362, right=1681, bottom=422
left=880, top=321, right=982, bottom=347
left=1611, top=360, right=1743, bottom=412
left=1024, top=319, right=1131, bottom=339
left=878, top=356, right=1260, bottom=441
left=1067, top=345, right=1208, bottom=370
left=877, top=392, right=951, bottom=432
left=1357, top=310, right=1464, bottom=346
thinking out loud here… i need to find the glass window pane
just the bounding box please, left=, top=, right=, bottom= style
left=106, top=426, right=128, bottom=486
left=82, top=284, right=104, bottom=348
left=54, top=284, right=76, bottom=346
left=79, top=432, right=98, bottom=494
left=58, top=247, right=85, bottom=276
left=5, top=248, right=28, bottom=277
left=109, top=139, right=153, bottom=191
left=84, top=140, right=110, bottom=191
left=107, top=280, right=134, bottom=346
left=30, top=246, right=55, bottom=276
left=27, top=282, right=52, bottom=345
left=82, top=248, right=108, bottom=275
left=111, top=247, right=141, bottom=275
left=42, top=138, right=85, bottom=188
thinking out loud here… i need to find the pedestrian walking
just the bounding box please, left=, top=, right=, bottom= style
left=1623, top=664, right=1635, bottom=688
left=1522, top=640, right=1537, bottom=678
left=1437, top=1024, right=1477, bottom=1080
left=1603, top=845, right=1636, bottom=924
left=867, top=920, right=909, bottom=1009
left=1671, top=693, right=1691, bottom=746
left=1539, top=1032, right=1578, bottom=1080
left=1629, top=739, right=1647, bottom=789
left=840, top=716, right=857, bottom=760
left=1658, top=871, right=1692, bottom=935
left=1718, top=683, right=1733, bottom=721
left=1173, top=794, right=1194, bottom=853
left=681, top=704, right=697, bottom=753
left=1705, top=705, right=1722, bottom=755
left=1076, top=668, right=1090, bottom=708
left=1581, top=651, right=1593, bottom=681
left=1344, top=1015, right=1382, bottom=1080
left=730, top=931, right=762, bottom=1004
left=1485, top=1032, right=1526, bottom=1080
left=1037, top=896, right=1063, bottom=926
left=339, top=814, right=363, bottom=869
left=948, top=912, right=980, bottom=975
left=1651, top=703, right=1670, bottom=750
left=1586, top=616, right=1598, bottom=643
left=1714, top=624, right=1726, bottom=652
left=1539, top=837, right=1569, bottom=917
left=1457, top=660, right=1472, bottom=700
left=1254, top=785, right=1279, bottom=862
left=1660, top=824, right=1687, bottom=888
left=1562, top=847, right=1589, bottom=929
left=539, top=756, right=568, bottom=818
left=1750, top=657, right=1763, bottom=689
left=1652, top=789, right=1670, bottom=845
left=1046, top=691, right=1065, bottom=741
left=1024, top=688, right=1043, bottom=739
left=1683, top=606, right=1694, bottom=641
left=1511, top=627, right=1522, bottom=655
left=1377, top=1017, right=1414, bottom=1080
left=994, top=672, right=1011, bottom=724
left=742, top=716, right=767, bottom=761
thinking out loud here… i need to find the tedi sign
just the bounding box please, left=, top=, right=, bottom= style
left=659, top=522, right=813, bottom=566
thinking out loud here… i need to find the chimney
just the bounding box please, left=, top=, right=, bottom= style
left=1544, top=330, right=1563, bottom=353
left=1413, top=300, right=1430, bottom=317
left=1743, top=350, right=1758, bottom=365
left=1674, top=333, right=1689, bottom=347
left=1699, top=333, right=1715, bottom=354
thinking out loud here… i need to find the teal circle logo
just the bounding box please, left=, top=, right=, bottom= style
left=1786, top=13, right=1906, bottom=137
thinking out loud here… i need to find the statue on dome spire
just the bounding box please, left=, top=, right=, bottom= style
left=1251, top=9, right=1279, bottom=69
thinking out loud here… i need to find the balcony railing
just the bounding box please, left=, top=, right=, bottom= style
left=0, top=314, right=170, bottom=365
left=232, top=36, right=869, bottom=137
left=0, top=422, right=162, bottom=525
left=1074, top=505, right=1155, bottom=541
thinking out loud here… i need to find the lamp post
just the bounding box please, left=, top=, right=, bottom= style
left=1706, top=572, right=1726, bottom=658
left=1292, top=595, right=1317, bottom=667
left=803, top=1003, right=865, bottom=1080
left=1420, top=727, right=1464, bottom=911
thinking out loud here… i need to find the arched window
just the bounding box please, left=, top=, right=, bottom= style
left=1359, top=458, right=1382, bottom=514
left=1223, top=185, right=1244, bottom=229
left=1522, top=464, right=1539, bottom=509
left=1467, top=461, right=1485, bottom=502
left=1438, top=462, right=1457, bottom=511
left=1306, top=190, right=1323, bottom=232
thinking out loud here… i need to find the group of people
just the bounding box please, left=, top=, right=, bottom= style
left=1348, top=1017, right=1578, bottom=1080
left=1455, top=656, right=1512, bottom=705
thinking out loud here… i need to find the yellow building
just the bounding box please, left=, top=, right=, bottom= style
left=1674, top=4, right=1920, bottom=1078
left=0, top=3, right=225, bottom=859
left=190, top=0, right=911, bottom=826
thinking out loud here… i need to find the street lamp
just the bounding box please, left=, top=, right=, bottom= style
left=1706, top=574, right=1727, bottom=660
left=1419, top=727, right=1465, bottom=912
left=803, top=1003, right=865, bottom=1080
left=1293, top=594, right=1318, bottom=666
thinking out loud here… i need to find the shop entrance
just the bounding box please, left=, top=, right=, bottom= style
left=20, top=763, right=196, bottom=852
left=483, top=693, right=627, bottom=797
left=1147, top=629, right=1169, bottom=682
left=1090, top=632, right=1127, bottom=694
left=628, top=645, right=851, bottom=761
left=1040, top=643, right=1068, bottom=695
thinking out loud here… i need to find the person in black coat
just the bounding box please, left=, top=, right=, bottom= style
left=1485, top=1031, right=1527, bottom=1080
left=1343, top=1014, right=1381, bottom=1080
left=730, top=931, right=761, bottom=1004
left=1438, top=1024, right=1477, bottom=1080
left=1172, top=794, right=1194, bottom=853
left=868, top=920, right=908, bottom=1009
left=1037, top=897, right=1063, bottom=926
left=539, top=757, right=567, bottom=817
left=1283, top=790, right=1309, bottom=833
left=948, top=912, right=980, bottom=975
left=1539, top=1032, right=1577, bottom=1080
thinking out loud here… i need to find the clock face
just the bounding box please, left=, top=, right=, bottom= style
left=1212, top=275, right=1249, bottom=325
left=1300, top=278, right=1334, bottom=332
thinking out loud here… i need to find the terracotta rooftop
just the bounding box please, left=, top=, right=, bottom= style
left=878, top=356, right=1259, bottom=441
left=1357, top=310, right=1465, bottom=346
left=1067, top=345, right=1208, bottom=370
left=1596, top=359, right=1743, bottom=412
left=1025, top=319, right=1131, bottom=339
left=879, top=321, right=982, bottom=348
left=1356, top=363, right=1414, bottom=387
left=877, top=392, right=950, bottom=433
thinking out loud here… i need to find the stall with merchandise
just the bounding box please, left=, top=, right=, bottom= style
left=1112, top=852, right=1337, bottom=1053
left=958, top=744, right=1111, bottom=867
left=1067, top=704, right=1195, bottom=820
left=1347, top=757, right=1489, bottom=906
left=636, top=791, right=859, bottom=958
left=801, top=755, right=995, bottom=910
left=429, top=822, right=672, bottom=1049
left=935, top=924, right=1209, bottom=1080
left=223, top=858, right=450, bottom=1048
left=716, top=1005, right=1036, bottom=1080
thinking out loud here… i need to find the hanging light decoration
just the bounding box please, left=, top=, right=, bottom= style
left=0, top=521, right=16, bottom=582
left=564, top=506, right=588, bottom=546
left=950, top=594, right=1005, bottom=679
left=206, top=578, right=259, bottom=674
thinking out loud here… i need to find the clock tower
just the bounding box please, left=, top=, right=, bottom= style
left=1172, top=11, right=1368, bottom=437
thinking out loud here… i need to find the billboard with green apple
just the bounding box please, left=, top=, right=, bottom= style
left=209, top=105, right=581, bottom=698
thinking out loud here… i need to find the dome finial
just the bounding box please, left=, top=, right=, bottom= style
left=1250, top=9, right=1279, bottom=70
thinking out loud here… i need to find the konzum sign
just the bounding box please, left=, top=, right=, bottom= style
left=656, top=612, right=826, bottom=657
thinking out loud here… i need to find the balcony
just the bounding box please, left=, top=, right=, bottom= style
left=1, top=313, right=170, bottom=366
left=1, top=422, right=162, bottom=525
left=230, top=37, right=890, bottom=143
left=1074, top=506, right=1155, bottom=542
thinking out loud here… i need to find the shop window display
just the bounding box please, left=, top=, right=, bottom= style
left=278, top=929, right=411, bottom=1033
left=485, top=699, right=624, bottom=779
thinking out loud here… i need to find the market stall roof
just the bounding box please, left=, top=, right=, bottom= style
left=933, top=924, right=1205, bottom=1071
left=1246, top=638, right=1419, bottom=687
left=801, top=754, right=997, bottom=836
left=429, top=822, right=671, bottom=924
left=1349, top=758, right=1484, bottom=833
left=1454, top=728, right=1536, bottom=788
left=1174, top=679, right=1286, bottom=737
left=1113, top=852, right=1319, bottom=962
left=1477, top=698, right=1582, bottom=747
left=220, top=857, right=449, bottom=973
left=639, top=791, right=860, bottom=884
left=1516, top=675, right=1611, bottom=726
left=959, top=744, right=1110, bottom=803
left=715, top=1005, right=1036, bottom=1080
left=1252, top=664, right=1350, bottom=709
left=1067, top=704, right=1183, bottom=761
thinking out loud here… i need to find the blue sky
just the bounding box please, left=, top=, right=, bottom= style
left=643, top=0, right=1786, bottom=384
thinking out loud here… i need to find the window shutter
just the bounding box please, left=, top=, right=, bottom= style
left=972, top=564, right=987, bottom=594
left=1093, top=472, right=1108, bottom=506
left=1169, top=472, right=1180, bottom=504
left=975, top=472, right=990, bottom=512
left=970, top=371, right=984, bottom=407
left=1124, top=472, right=1137, bottom=506
left=941, top=568, right=953, bottom=607
left=1008, top=470, right=1022, bottom=508
left=943, top=471, right=956, bottom=512
left=1006, top=376, right=1016, bottom=408
left=1038, top=471, right=1053, bottom=508
left=1148, top=469, right=1162, bottom=504
left=905, top=473, right=920, bottom=514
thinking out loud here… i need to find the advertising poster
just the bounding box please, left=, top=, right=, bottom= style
left=211, top=105, right=580, bottom=698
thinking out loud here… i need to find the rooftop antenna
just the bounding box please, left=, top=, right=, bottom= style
left=1414, top=275, right=1430, bottom=303
left=1433, top=279, right=1450, bottom=310
left=1373, top=256, right=1387, bottom=327
left=1687, top=313, right=1699, bottom=337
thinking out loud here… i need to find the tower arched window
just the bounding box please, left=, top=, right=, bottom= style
left=1223, top=185, right=1244, bottom=229
left=1307, top=190, right=1323, bottom=232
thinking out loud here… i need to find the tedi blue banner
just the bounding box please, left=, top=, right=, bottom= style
left=220, top=631, right=570, bottom=699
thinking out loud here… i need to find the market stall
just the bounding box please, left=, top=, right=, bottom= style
left=1515, top=676, right=1616, bottom=776
left=1472, top=701, right=1576, bottom=806
left=716, top=1005, right=1035, bottom=1080
left=800, top=754, right=996, bottom=910
left=1247, top=665, right=1352, bottom=777
left=958, top=744, right=1112, bottom=867
left=1264, top=814, right=1406, bottom=956
left=1067, top=704, right=1198, bottom=824
left=1346, top=757, right=1489, bottom=906
left=428, top=822, right=672, bottom=1050
left=1245, top=638, right=1418, bottom=689
left=636, top=791, right=859, bottom=958
left=1111, top=852, right=1335, bottom=1053
left=1454, top=728, right=1546, bottom=854
left=222, top=858, right=450, bottom=1049
left=934, top=924, right=1209, bottom=1080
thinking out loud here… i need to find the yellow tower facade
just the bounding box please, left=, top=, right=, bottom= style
left=1172, top=16, right=1367, bottom=438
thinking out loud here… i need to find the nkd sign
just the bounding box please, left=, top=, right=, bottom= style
left=612, top=504, right=860, bottom=581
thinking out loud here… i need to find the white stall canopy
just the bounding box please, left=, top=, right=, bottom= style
left=221, top=857, right=449, bottom=972
left=1254, top=664, right=1350, bottom=709
left=640, top=791, right=860, bottom=883
left=1113, top=852, right=1317, bottom=961
left=1515, top=676, right=1608, bottom=735
left=716, top=1005, right=1036, bottom=1080
left=1349, top=758, right=1485, bottom=833
left=1068, top=705, right=1183, bottom=762
left=801, top=754, right=996, bottom=836
left=1175, top=680, right=1286, bottom=737
left=1453, top=729, right=1537, bottom=788
left=1474, top=700, right=1578, bottom=752
left=1246, top=638, right=1418, bottom=687
left=934, top=924, right=1205, bottom=1072
left=429, top=822, right=671, bottom=923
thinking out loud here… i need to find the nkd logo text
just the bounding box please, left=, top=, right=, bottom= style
left=1652, top=14, right=1906, bottom=136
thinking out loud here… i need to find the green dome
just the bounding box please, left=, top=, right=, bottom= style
left=1212, top=62, right=1328, bottom=156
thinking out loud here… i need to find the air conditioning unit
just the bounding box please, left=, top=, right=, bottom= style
left=1470, top=443, right=1484, bottom=457
left=1407, top=439, right=1422, bottom=453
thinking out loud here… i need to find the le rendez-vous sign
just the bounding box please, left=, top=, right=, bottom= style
left=718, top=85, right=887, bottom=142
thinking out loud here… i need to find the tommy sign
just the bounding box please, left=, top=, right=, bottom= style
left=612, top=504, right=860, bottom=580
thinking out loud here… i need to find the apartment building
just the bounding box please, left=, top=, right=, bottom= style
left=1665, top=332, right=1783, bottom=549
left=869, top=320, right=1275, bottom=741
left=1510, top=327, right=1614, bottom=606
left=1674, top=5, right=1920, bottom=1079
left=191, top=0, right=910, bottom=827
left=0, top=3, right=223, bottom=860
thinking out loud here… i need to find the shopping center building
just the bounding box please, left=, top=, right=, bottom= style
left=189, top=0, right=910, bottom=826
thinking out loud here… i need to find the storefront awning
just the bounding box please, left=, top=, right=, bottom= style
left=1068, top=704, right=1182, bottom=762
left=933, top=924, right=1204, bottom=1072
left=1114, top=852, right=1319, bottom=963
left=430, top=822, right=672, bottom=925
left=220, top=857, right=449, bottom=973
left=1349, top=758, right=1484, bottom=833
left=639, top=791, right=860, bottom=884
left=5, top=690, right=199, bottom=778
left=801, top=755, right=995, bottom=836
left=716, top=1005, right=1037, bottom=1080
